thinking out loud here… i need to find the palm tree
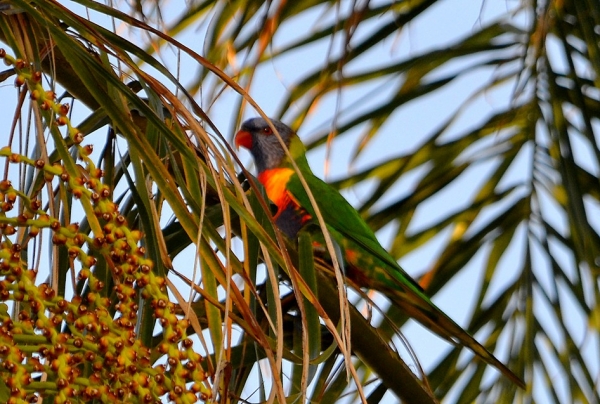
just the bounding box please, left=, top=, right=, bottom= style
left=0, top=0, right=597, bottom=403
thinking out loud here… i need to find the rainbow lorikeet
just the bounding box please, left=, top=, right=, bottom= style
left=235, top=117, right=524, bottom=388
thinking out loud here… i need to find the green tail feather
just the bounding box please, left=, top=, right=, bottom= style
left=282, top=149, right=524, bottom=387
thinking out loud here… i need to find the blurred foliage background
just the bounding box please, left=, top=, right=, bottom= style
left=0, top=0, right=598, bottom=403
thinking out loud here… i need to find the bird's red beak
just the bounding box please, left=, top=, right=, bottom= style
left=234, top=130, right=252, bottom=150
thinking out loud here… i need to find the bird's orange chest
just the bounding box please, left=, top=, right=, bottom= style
left=257, top=168, right=296, bottom=211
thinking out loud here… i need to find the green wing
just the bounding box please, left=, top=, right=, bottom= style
left=286, top=168, right=423, bottom=288
left=283, top=135, right=423, bottom=290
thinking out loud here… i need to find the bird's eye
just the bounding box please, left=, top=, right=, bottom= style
left=262, top=127, right=273, bottom=135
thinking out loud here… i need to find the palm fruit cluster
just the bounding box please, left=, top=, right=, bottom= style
left=0, top=49, right=212, bottom=403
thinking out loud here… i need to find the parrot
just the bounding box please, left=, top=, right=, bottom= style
left=235, top=117, right=525, bottom=388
